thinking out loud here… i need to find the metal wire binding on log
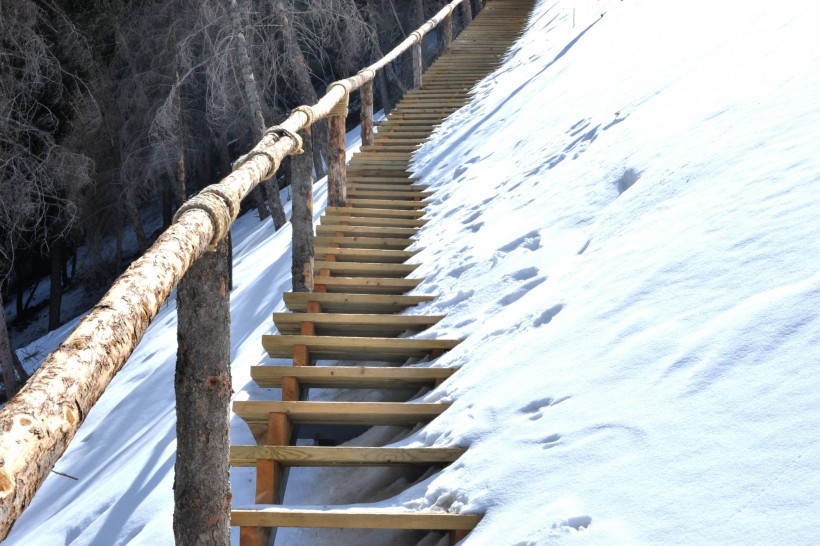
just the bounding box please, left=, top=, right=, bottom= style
left=173, top=190, right=233, bottom=250
left=327, top=81, right=352, bottom=118
left=292, top=105, right=315, bottom=126
left=232, top=126, right=304, bottom=179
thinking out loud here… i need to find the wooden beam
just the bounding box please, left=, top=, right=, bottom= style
left=251, top=365, right=458, bottom=389
left=233, top=400, right=450, bottom=426
left=262, top=335, right=460, bottom=362
left=273, top=312, right=443, bottom=337
left=230, top=446, right=465, bottom=467
left=232, top=508, right=481, bottom=530
left=282, top=292, right=434, bottom=314
left=310, top=275, right=423, bottom=295
left=312, top=261, right=419, bottom=278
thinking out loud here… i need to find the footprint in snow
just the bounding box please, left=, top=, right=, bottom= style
left=498, top=229, right=541, bottom=253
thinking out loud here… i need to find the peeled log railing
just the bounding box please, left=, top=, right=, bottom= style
left=0, top=0, right=483, bottom=540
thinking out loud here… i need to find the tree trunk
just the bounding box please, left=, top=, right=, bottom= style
left=174, top=236, right=232, bottom=545
left=0, top=294, right=18, bottom=401
left=272, top=0, right=327, bottom=179
left=48, top=240, right=63, bottom=332
left=125, top=200, right=147, bottom=253
left=360, top=80, right=374, bottom=147
left=327, top=115, right=347, bottom=207
left=230, top=0, right=286, bottom=228
left=290, top=128, right=314, bottom=292
left=174, top=70, right=188, bottom=209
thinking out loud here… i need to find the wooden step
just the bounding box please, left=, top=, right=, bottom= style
left=313, top=236, right=414, bottom=250
left=312, top=275, right=422, bottom=295
left=315, top=246, right=416, bottom=263
left=320, top=215, right=426, bottom=229
left=346, top=199, right=429, bottom=211
left=251, top=365, right=458, bottom=389
left=346, top=189, right=433, bottom=200
left=283, top=292, right=433, bottom=314
left=262, top=335, right=460, bottom=362
left=230, top=445, right=464, bottom=467
left=272, top=312, right=443, bottom=337
left=233, top=400, right=449, bottom=426
left=314, top=261, right=418, bottom=278
left=231, top=507, right=480, bottom=531
left=326, top=205, right=425, bottom=218
left=316, top=225, right=419, bottom=239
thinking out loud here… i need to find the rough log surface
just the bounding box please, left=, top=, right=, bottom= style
left=290, top=128, right=314, bottom=292
left=174, top=237, right=232, bottom=544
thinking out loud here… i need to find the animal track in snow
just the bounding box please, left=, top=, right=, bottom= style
left=533, top=304, right=564, bottom=327
left=541, top=433, right=562, bottom=449
left=497, top=276, right=547, bottom=306
left=498, top=229, right=541, bottom=253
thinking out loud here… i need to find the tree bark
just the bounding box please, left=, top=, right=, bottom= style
left=0, top=295, right=18, bottom=402
left=272, top=0, right=327, bottom=179
left=48, top=241, right=63, bottom=332
left=174, top=237, right=232, bottom=545
left=360, top=80, right=374, bottom=147
left=230, top=0, right=287, bottom=228
left=290, top=128, right=314, bottom=292
left=174, top=70, right=188, bottom=209
left=327, top=115, right=347, bottom=207
left=125, top=200, right=147, bottom=253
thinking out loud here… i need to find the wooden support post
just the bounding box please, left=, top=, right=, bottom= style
left=248, top=412, right=293, bottom=546
left=412, top=43, right=423, bottom=89
left=443, top=13, right=453, bottom=53
left=327, top=115, right=347, bottom=207
left=462, top=0, right=473, bottom=26
left=290, top=127, right=314, bottom=292
left=174, top=237, right=231, bottom=545
left=360, top=79, right=374, bottom=147
left=451, top=529, right=470, bottom=545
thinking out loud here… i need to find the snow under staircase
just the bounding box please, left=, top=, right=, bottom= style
left=231, top=1, right=534, bottom=543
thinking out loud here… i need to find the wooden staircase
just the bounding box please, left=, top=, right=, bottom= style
left=232, top=1, right=534, bottom=543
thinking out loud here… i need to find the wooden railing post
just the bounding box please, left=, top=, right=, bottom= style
left=327, top=95, right=348, bottom=207
left=443, top=12, right=453, bottom=52
left=174, top=237, right=231, bottom=545
left=360, top=79, right=374, bottom=147
left=290, top=127, right=314, bottom=292
left=412, top=43, right=423, bottom=89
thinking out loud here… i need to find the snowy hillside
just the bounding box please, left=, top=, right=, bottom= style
left=7, top=0, right=820, bottom=544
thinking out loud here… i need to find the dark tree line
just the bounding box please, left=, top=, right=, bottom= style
left=0, top=0, right=461, bottom=400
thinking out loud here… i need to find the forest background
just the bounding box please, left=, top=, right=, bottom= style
left=0, top=0, right=459, bottom=400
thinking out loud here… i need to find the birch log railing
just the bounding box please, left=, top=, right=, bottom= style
left=0, top=0, right=482, bottom=540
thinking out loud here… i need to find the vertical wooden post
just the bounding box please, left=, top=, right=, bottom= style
left=451, top=529, right=469, bottom=545
left=327, top=106, right=347, bottom=207
left=360, top=79, right=374, bottom=147
left=290, top=127, right=314, bottom=293
left=462, top=0, right=473, bottom=26
left=443, top=12, right=453, bottom=53
left=412, top=43, right=423, bottom=89
left=174, top=237, right=231, bottom=545
left=249, top=412, right=292, bottom=546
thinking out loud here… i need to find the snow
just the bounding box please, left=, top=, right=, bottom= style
left=7, top=0, right=820, bottom=544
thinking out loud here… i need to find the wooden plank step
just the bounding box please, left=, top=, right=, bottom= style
left=282, top=292, right=433, bottom=314
left=315, top=225, right=418, bottom=239
left=230, top=446, right=464, bottom=467
left=346, top=189, right=433, bottom=200
left=233, top=400, right=449, bottom=426
left=313, top=236, right=414, bottom=250
left=325, top=206, right=425, bottom=219
left=251, top=365, right=458, bottom=389
left=262, top=335, right=460, bottom=362
left=314, top=246, right=417, bottom=263
left=346, top=182, right=428, bottom=191
left=231, top=507, right=481, bottom=531
left=314, top=261, right=419, bottom=278
left=320, top=215, right=426, bottom=229
left=345, top=200, right=429, bottom=211
left=312, top=275, right=422, bottom=295
left=272, top=312, right=442, bottom=337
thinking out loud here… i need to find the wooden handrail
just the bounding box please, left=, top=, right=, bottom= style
left=0, top=0, right=475, bottom=538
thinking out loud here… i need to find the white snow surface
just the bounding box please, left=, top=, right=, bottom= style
left=7, top=0, right=820, bottom=544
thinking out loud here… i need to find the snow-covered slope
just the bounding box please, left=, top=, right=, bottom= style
left=7, top=0, right=820, bottom=544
